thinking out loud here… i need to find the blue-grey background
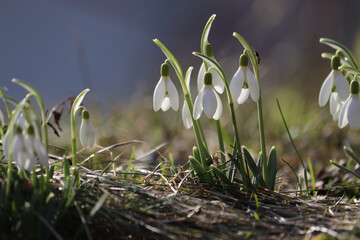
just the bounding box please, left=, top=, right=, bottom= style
left=1, top=0, right=360, bottom=110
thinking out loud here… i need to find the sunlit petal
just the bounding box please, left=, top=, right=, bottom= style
left=213, top=90, right=223, bottom=120
left=210, top=68, right=224, bottom=94
left=246, top=69, right=260, bottom=102
left=237, top=88, right=250, bottom=104
left=166, top=78, right=179, bottom=111
left=80, top=119, right=95, bottom=148
left=347, top=95, right=360, bottom=130
left=319, top=70, right=335, bottom=107
left=153, top=77, right=166, bottom=111
left=334, top=71, right=350, bottom=101
left=197, top=63, right=206, bottom=93
left=33, top=138, right=49, bottom=167
left=203, top=86, right=217, bottom=119
left=160, top=97, right=171, bottom=111
left=230, top=67, right=244, bottom=101
left=193, top=88, right=204, bottom=120
left=182, top=102, right=193, bottom=129
left=338, top=97, right=350, bottom=128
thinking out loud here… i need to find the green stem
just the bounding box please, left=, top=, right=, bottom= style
left=215, top=120, right=225, bottom=163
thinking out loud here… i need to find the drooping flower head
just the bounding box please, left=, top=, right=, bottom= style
left=79, top=110, right=95, bottom=149
left=193, top=72, right=223, bottom=120
left=338, top=80, right=360, bottom=130
left=153, top=62, right=179, bottom=112
left=26, top=125, right=49, bottom=168
left=12, top=126, right=35, bottom=171
left=319, top=55, right=350, bottom=107
left=197, top=43, right=224, bottom=94
left=230, top=54, right=260, bottom=104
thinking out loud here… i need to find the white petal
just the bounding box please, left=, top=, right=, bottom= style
left=246, top=69, right=260, bottom=102
left=160, top=97, right=171, bottom=111
left=80, top=119, right=95, bottom=148
left=338, top=97, right=350, bottom=128
left=347, top=95, right=360, bottom=130
left=33, top=137, right=49, bottom=167
left=230, top=67, right=245, bottom=101
left=334, top=71, right=350, bottom=101
left=213, top=90, right=223, bottom=120
left=193, top=88, right=204, bottom=120
left=237, top=88, right=250, bottom=104
left=3, top=130, right=10, bottom=158
left=197, top=63, right=206, bottom=93
left=202, top=86, right=217, bottom=119
left=319, top=70, right=335, bottom=107
left=182, top=102, right=193, bottom=129
left=210, top=68, right=224, bottom=94
left=166, top=78, right=179, bottom=111
left=329, top=92, right=339, bottom=115
left=153, top=77, right=166, bottom=112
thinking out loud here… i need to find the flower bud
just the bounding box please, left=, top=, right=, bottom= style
left=331, top=56, right=341, bottom=70
left=239, top=54, right=248, bottom=67
left=79, top=110, right=95, bottom=149
left=161, top=63, right=170, bottom=77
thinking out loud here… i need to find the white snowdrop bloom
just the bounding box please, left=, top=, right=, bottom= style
left=230, top=54, right=259, bottom=104
left=193, top=72, right=223, bottom=120
left=26, top=125, right=49, bottom=168
left=319, top=56, right=350, bottom=107
left=153, top=63, right=179, bottom=112
left=197, top=43, right=224, bottom=94
left=329, top=92, right=343, bottom=121
left=12, top=126, right=35, bottom=171
left=182, top=102, right=193, bottom=129
left=79, top=110, right=95, bottom=149
left=338, top=80, right=360, bottom=130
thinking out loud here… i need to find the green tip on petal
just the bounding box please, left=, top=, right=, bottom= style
left=161, top=63, right=170, bottom=76
left=204, top=72, right=212, bottom=85
left=205, top=43, right=214, bottom=57
left=350, top=80, right=359, bottom=94
left=82, top=110, right=90, bottom=120
left=331, top=56, right=341, bottom=70
left=26, top=125, right=35, bottom=136
left=240, top=54, right=248, bottom=67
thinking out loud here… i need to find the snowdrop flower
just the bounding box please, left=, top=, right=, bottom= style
left=153, top=63, right=179, bottom=112
left=193, top=72, right=223, bottom=120
left=197, top=43, right=224, bottom=94
left=338, top=80, right=360, bottom=130
left=79, top=110, right=95, bottom=149
left=12, top=126, right=35, bottom=171
left=319, top=55, right=349, bottom=107
left=329, top=91, right=342, bottom=121
left=230, top=54, right=259, bottom=104
left=25, top=125, right=49, bottom=168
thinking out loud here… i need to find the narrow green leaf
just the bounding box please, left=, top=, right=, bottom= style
left=331, top=160, right=360, bottom=178
left=192, top=146, right=201, bottom=164
left=319, top=38, right=358, bottom=68
left=344, top=146, right=360, bottom=166
left=281, top=158, right=301, bottom=191
left=307, top=157, right=316, bottom=192
left=267, top=146, right=277, bottom=191
left=201, top=14, right=216, bottom=54
left=153, top=39, right=184, bottom=83
left=340, top=66, right=360, bottom=76
left=211, top=165, right=231, bottom=184
left=232, top=32, right=259, bottom=76
left=192, top=52, right=226, bottom=81
left=189, top=156, right=208, bottom=179
left=89, top=193, right=108, bottom=217
left=71, top=88, right=90, bottom=117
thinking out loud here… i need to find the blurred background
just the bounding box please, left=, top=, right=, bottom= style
left=1, top=0, right=360, bottom=171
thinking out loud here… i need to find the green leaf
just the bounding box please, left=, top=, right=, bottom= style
left=153, top=39, right=184, bottom=84
left=267, top=146, right=277, bottom=191
left=331, top=160, right=360, bottom=179
left=232, top=32, right=259, bottom=77
left=319, top=38, right=358, bottom=68
left=71, top=88, right=90, bottom=117
left=340, top=66, right=360, bottom=76
left=344, top=146, right=360, bottom=166
left=201, top=14, right=216, bottom=54
left=211, top=165, right=231, bottom=184
left=189, top=156, right=208, bottom=179
left=242, top=146, right=266, bottom=187
left=192, top=52, right=226, bottom=81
